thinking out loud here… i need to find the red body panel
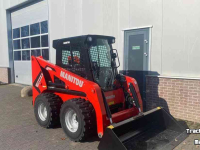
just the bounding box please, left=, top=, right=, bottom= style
left=31, top=56, right=143, bottom=136
left=112, top=108, right=139, bottom=123
left=104, top=88, right=125, bottom=106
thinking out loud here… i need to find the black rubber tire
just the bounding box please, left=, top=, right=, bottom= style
left=34, top=93, right=62, bottom=128
left=60, top=98, right=96, bottom=141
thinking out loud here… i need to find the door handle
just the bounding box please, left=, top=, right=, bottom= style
left=144, top=53, right=148, bottom=57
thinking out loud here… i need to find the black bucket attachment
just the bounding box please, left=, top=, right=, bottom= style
left=98, top=107, right=188, bottom=150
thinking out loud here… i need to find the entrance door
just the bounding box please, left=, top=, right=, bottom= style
left=124, top=28, right=149, bottom=110
left=124, top=28, right=149, bottom=71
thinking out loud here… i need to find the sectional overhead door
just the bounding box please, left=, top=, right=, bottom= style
left=12, top=0, right=49, bottom=85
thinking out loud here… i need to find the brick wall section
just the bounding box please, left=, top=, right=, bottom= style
left=146, top=76, right=200, bottom=123
left=0, top=67, right=10, bottom=83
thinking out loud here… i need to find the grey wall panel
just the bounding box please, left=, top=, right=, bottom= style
left=3, top=0, right=199, bottom=79
left=3, top=0, right=28, bottom=10
left=82, top=0, right=120, bottom=67
left=129, top=0, right=162, bottom=74
left=118, top=0, right=129, bottom=70
left=0, top=0, right=31, bottom=67
left=82, top=0, right=118, bottom=41
left=0, top=0, right=29, bottom=83
left=0, top=0, right=9, bottom=67
left=82, top=0, right=103, bottom=35
left=102, top=0, right=118, bottom=61
left=102, top=0, right=118, bottom=39
left=48, top=0, right=82, bottom=64
left=48, top=0, right=65, bottom=64
left=162, top=0, right=200, bottom=77
left=63, top=0, right=82, bottom=37
left=11, top=1, right=48, bottom=28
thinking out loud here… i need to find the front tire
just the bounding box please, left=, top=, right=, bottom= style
left=60, top=99, right=96, bottom=141
left=34, top=93, right=62, bottom=128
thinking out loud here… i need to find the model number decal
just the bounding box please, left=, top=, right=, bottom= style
left=35, top=73, right=43, bottom=87
left=106, top=95, right=115, bottom=100
left=60, top=71, right=84, bottom=87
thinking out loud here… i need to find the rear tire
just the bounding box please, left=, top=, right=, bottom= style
left=60, top=98, right=96, bottom=141
left=34, top=93, right=62, bottom=128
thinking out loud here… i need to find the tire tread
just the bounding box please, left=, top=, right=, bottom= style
left=61, top=98, right=96, bottom=141
left=35, top=93, right=62, bottom=128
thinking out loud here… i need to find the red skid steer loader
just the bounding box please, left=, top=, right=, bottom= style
left=32, top=35, right=187, bottom=150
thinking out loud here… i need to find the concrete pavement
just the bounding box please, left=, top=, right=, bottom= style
left=0, top=84, right=199, bottom=150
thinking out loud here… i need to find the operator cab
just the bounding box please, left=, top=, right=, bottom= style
left=53, top=35, right=120, bottom=91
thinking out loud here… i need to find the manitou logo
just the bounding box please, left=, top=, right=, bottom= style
left=60, top=71, right=84, bottom=87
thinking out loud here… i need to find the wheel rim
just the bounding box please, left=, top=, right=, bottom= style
left=65, top=108, right=79, bottom=133
left=38, top=103, right=47, bottom=121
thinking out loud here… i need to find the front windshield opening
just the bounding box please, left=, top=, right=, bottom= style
left=89, top=39, right=114, bottom=90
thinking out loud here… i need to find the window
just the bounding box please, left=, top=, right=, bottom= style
left=22, top=38, right=30, bottom=49
left=31, top=49, right=41, bottom=57
left=61, top=50, right=81, bottom=66
left=98, top=45, right=111, bottom=67
left=62, top=50, right=71, bottom=65
left=21, top=26, right=29, bottom=37
left=89, top=39, right=113, bottom=90
left=13, top=40, right=21, bottom=50
left=31, top=36, right=40, bottom=48
left=30, top=23, right=40, bottom=35
left=41, top=21, right=48, bottom=34
left=42, top=49, right=49, bottom=60
left=89, top=41, right=111, bottom=67
left=14, top=51, right=21, bottom=60
left=72, top=51, right=81, bottom=64
left=41, top=35, right=48, bottom=47
left=12, top=20, right=49, bottom=61
left=22, top=50, right=30, bottom=60
left=13, top=28, right=20, bottom=39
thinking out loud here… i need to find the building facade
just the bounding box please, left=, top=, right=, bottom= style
left=0, top=0, right=199, bottom=122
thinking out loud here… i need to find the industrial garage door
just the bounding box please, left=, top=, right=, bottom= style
left=12, top=0, right=49, bottom=85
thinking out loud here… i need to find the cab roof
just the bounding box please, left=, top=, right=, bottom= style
left=53, top=34, right=115, bottom=49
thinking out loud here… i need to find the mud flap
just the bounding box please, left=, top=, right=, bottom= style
left=98, top=107, right=188, bottom=150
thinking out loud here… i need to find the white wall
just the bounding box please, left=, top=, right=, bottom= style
left=1, top=0, right=200, bottom=78
left=11, top=1, right=48, bottom=28
left=48, top=0, right=200, bottom=78
left=48, top=0, right=161, bottom=72
left=48, top=0, right=82, bottom=64
left=162, top=0, right=200, bottom=77
left=128, top=0, right=163, bottom=75
left=0, top=0, right=28, bottom=68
